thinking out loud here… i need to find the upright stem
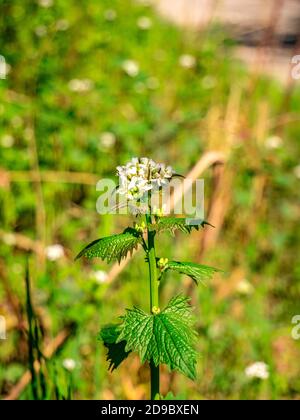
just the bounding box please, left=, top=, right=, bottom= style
left=145, top=213, right=160, bottom=400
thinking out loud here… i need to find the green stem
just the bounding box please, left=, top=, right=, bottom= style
left=145, top=213, right=160, bottom=400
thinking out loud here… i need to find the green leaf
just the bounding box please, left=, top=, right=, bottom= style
left=99, top=325, right=131, bottom=372
left=166, top=261, right=221, bottom=285
left=75, top=228, right=141, bottom=263
left=117, top=295, right=198, bottom=380
left=152, top=217, right=213, bottom=235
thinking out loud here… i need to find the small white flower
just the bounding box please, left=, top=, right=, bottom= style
left=38, top=0, right=53, bottom=7
left=1, top=134, right=14, bottom=148
left=293, top=165, right=300, bottom=179
left=236, top=279, right=254, bottom=295
left=99, top=132, right=116, bottom=149
left=46, top=244, right=64, bottom=261
left=68, top=79, right=94, bottom=93
left=245, top=362, right=269, bottom=380
left=62, top=358, right=76, bottom=372
left=2, top=233, right=16, bottom=246
left=137, top=16, right=152, bottom=30
left=179, top=54, right=196, bottom=69
left=0, top=55, right=8, bottom=79
left=35, top=25, right=47, bottom=37
left=92, top=270, right=109, bottom=285
left=123, top=177, right=152, bottom=200
left=104, top=9, right=117, bottom=21
left=122, top=60, right=139, bottom=77
left=56, top=19, right=69, bottom=31
left=265, top=136, right=283, bottom=150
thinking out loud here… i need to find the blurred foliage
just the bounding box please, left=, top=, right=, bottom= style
left=0, top=0, right=299, bottom=400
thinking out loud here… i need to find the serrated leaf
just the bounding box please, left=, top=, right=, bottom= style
left=152, top=217, right=212, bottom=235
left=166, top=261, right=221, bottom=285
left=99, top=325, right=131, bottom=372
left=117, top=295, right=198, bottom=380
left=75, top=228, right=141, bottom=263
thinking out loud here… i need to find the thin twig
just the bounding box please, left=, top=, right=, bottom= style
left=0, top=229, right=45, bottom=257
left=7, top=170, right=100, bottom=185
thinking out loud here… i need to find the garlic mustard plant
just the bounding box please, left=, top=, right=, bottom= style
left=76, top=158, right=220, bottom=400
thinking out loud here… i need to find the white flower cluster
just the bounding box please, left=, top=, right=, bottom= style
left=179, top=54, right=196, bottom=69
left=90, top=270, right=108, bottom=285
left=38, top=0, right=53, bottom=8
left=62, top=358, right=76, bottom=372
left=68, top=79, right=94, bottom=93
left=245, top=361, right=269, bottom=380
left=137, top=16, right=152, bottom=30
left=45, top=244, right=64, bottom=261
left=122, top=60, right=139, bottom=77
left=117, top=157, right=174, bottom=201
left=0, top=55, right=9, bottom=80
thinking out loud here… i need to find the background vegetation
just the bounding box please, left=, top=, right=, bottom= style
left=0, top=0, right=299, bottom=400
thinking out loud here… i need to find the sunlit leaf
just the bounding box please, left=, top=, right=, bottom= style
left=117, top=295, right=198, bottom=380
left=152, top=217, right=213, bottom=235
left=166, top=261, right=221, bottom=285
left=75, top=228, right=141, bottom=263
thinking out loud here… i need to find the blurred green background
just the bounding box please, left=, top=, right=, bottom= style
left=0, top=0, right=299, bottom=400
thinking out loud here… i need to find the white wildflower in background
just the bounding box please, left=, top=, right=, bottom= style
left=2, top=233, right=16, bottom=246
left=62, top=358, right=76, bottom=372
left=91, top=270, right=109, bottom=285
left=265, top=136, right=283, bottom=150
left=68, top=79, right=94, bottom=93
left=236, top=279, right=254, bottom=295
left=117, top=157, right=174, bottom=201
left=137, top=16, right=152, bottom=30
left=293, top=165, right=300, bottom=179
left=104, top=9, right=117, bottom=21
left=56, top=19, right=69, bottom=31
left=0, top=55, right=8, bottom=79
left=46, top=244, right=64, bottom=261
left=99, top=132, right=116, bottom=149
left=1, top=134, right=14, bottom=148
left=38, top=0, right=53, bottom=7
left=245, top=362, right=269, bottom=380
left=122, top=60, right=139, bottom=77
left=35, top=25, right=47, bottom=37
left=179, top=54, right=196, bottom=69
